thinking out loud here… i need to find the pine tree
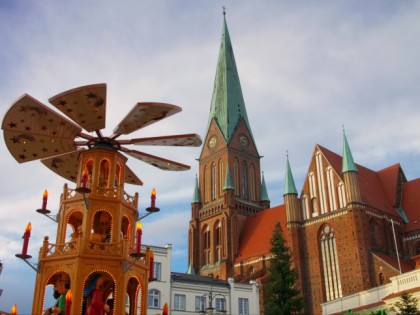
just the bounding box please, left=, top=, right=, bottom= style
left=392, top=292, right=420, bottom=315
left=264, top=222, right=303, bottom=315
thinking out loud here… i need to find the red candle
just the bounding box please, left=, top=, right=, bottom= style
left=149, top=251, right=154, bottom=280
left=42, top=189, right=48, bottom=210
left=11, top=304, right=17, bottom=315
left=81, top=167, right=88, bottom=188
left=151, top=188, right=156, bottom=208
left=21, top=222, right=32, bottom=256
left=65, top=289, right=72, bottom=315
left=136, top=221, right=142, bottom=253
left=162, top=303, right=168, bottom=315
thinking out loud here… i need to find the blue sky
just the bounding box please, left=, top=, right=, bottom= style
left=1, top=1, right=420, bottom=313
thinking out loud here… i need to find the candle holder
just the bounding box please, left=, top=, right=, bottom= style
left=36, top=207, right=51, bottom=215
left=15, top=253, right=32, bottom=260
left=145, top=206, right=160, bottom=213
left=129, top=252, right=146, bottom=259
left=75, top=186, right=91, bottom=194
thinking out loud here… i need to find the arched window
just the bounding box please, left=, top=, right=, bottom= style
left=203, top=226, right=211, bottom=265
left=218, top=159, right=224, bottom=196
left=234, top=159, right=239, bottom=196
left=215, top=221, right=222, bottom=262
left=242, top=161, right=248, bottom=199
left=148, top=289, right=160, bottom=308
left=320, top=225, right=342, bottom=301
left=211, top=162, right=216, bottom=200
left=249, top=164, right=256, bottom=201
left=204, top=166, right=208, bottom=203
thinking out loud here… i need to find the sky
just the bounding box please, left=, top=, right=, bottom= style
left=0, top=0, right=420, bottom=313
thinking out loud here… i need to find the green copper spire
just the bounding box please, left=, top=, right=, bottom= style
left=187, top=262, right=196, bottom=275
left=260, top=171, right=270, bottom=201
left=284, top=156, right=298, bottom=195
left=192, top=175, right=201, bottom=203
left=223, top=164, right=234, bottom=190
left=342, top=131, right=358, bottom=173
left=207, top=14, right=254, bottom=143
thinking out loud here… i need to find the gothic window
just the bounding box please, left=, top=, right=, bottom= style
left=204, top=166, right=208, bottom=203
left=203, top=226, right=211, bottom=265
left=218, top=159, right=224, bottom=196
left=234, top=159, right=239, bottom=196
left=250, top=164, right=256, bottom=201
left=320, top=224, right=342, bottom=302
left=242, top=160, right=248, bottom=199
left=211, top=162, right=216, bottom=200
left=215, top=221, right=222, bottom=262
left=326, top=166, right=337, bottom=211
left=316, top=153, right=327, bottom=214
left=337, top=182, right=346, bottom=208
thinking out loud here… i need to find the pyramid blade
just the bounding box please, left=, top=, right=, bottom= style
left=124, top=165, right=143, bottom=186
left=41, top=150, right=84, bottom=183
left=2, top=94, right=82, bottom=163
left=49, top=83, right=106, bottom=132
left=113, top=102, right=181, bottom=136
left=127, top=133, right=202, bottom=147
left=122, top=148, right=191, bottom=171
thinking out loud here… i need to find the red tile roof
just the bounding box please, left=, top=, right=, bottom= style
left=235, top=205, right=288, bottom=263
left=402, top=178, right=420, bottom=233
left=372, top=250, right=414, bottom=273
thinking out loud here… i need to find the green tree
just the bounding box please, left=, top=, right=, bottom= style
left=264, top=222, right=303, bottom=315
left=392, top=292, right=420, bottom=315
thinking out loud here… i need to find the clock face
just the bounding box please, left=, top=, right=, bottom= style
left=239, top=135, right=249, bottom=147
left=209, top=136, right=217, bottom=148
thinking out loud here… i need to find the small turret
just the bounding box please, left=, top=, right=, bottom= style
left=260, top=172, right=270, bottom=209
left=284, top=155, right=302, bottom=223
left=341, top=131, right=362, bottom=205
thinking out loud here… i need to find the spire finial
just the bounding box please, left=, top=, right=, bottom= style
left=286, top=150, right=289, bottom=159
left=222, top=6, right=226, bottom=16
left=342, top=124, right=345, bottom=134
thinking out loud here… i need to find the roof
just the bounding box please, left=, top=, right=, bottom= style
left=401, top=178, right=420, bottom=233
left=260, top=172, right=270, bottom=201
left=284, top=157, right=298, bottom=195
left=192, top=175, right=201, bottom=203
left=171, top=272, right=230, bottom=288
left=342, top=132, right=358, bottom=173
left=371, top=250, right=414, bottom=273
left=206, top=15, right=254, bottom=144
left=235, top=205, right=288, bottom=263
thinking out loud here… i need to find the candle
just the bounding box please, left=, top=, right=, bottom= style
left=81, top=167, right=89, bottom=188
left=11, top=304, right=17, bottom=315
left=149, top=251, right=154, bottom=280
left=21, top=222, right=32, bottom=256
left=136, top=221, right=142, bottom=253
left=65, top=289, right=72, bottom=315
left=151, top=188, right=156, bottom=208
left=42, top=189, right=48, bottom=210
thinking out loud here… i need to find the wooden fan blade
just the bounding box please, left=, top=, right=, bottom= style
left=124, top=165, right=143, bottom=186
left=2, top=94, right=82, bottom=163
left=49, top=83, right=106, bottom=132
left=126, top=133, right=202, bottom=147
left=41, top=150, right=83, bottom=183
left=122, top=148, right=191, bottom=171
left=113, top=102, right=182, bottom=136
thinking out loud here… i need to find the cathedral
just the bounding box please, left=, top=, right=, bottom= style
left=188, top=14, right=420, bottom=314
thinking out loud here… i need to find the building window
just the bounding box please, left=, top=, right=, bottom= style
left=238, top=298, right=249, bottom=315
left=204, top=166, right=208, bottom=203
left=153, top=262, right=161, bottom=281
left=204, top=226, right=211, bottom=265
left=215, top=297, right=226, bottom=312
left=148, top=289, right=160, bottom=308
left=195, top=296, right=206, bottom=312
left=320, top=225, right=343, bottom=301
left=234, top=159, right=239, bottom=196
left=250, top=164, right=256, bottom=201
left=174, top=294, right=186, bottom=311
left=218, top=159, right=224, bottom=196
left=215, top=221, right=222, bottom=262
left=211, top=162, right=216, bottom=200
left=241, top=160, right=248, bottom=199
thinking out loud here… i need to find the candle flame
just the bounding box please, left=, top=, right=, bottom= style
left=136, top=221, right=142, bottom=231
left=163, top=302, right=168, bottom=312
left=43, top=189, right=48, bottom=198
left=11, top=304, right=17, bottom=315
left=66, top=289, right=72, bottom=303
left=151, top=188, right=156, bottom=197
left=83, top=166, right=89, bottom=176
left=25, top=222, right=32, bottom=232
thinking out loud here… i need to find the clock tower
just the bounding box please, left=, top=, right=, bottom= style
left=188, top=14, right=270, bottom=279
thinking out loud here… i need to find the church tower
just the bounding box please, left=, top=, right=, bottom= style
left=188, top=13, right=269, bottom=279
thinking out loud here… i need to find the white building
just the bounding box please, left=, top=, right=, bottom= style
left=145, top=244, right=260, bottom=315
